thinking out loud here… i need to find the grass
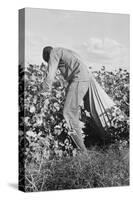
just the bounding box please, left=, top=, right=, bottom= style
left=24, top=144, right=129, bottom=192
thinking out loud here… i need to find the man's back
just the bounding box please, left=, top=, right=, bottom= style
left=52, top=47, right=89, bottom=82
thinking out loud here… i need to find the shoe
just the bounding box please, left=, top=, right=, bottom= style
left=68, top=130, right=87, bottom=153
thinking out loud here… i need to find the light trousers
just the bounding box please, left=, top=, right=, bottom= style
left=63, top=81, right=89, bottom=152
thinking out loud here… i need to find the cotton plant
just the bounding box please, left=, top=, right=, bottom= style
left=23, top=63, right=75, bottom=162
left=19, top=63, right=129, bottom=164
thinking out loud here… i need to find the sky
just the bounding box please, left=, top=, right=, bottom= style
left=25, top=8, right=130, bottom=71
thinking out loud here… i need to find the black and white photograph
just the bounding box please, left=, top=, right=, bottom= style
left=19, top=8, right=130, bottom=192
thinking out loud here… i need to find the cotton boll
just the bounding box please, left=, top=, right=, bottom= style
left=30, top=105, right=35, bottom=113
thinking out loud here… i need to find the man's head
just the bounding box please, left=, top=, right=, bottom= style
left=42, top=46, right=53, bottom=63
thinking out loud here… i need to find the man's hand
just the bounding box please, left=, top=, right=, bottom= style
left=43, top=82, right=50, bottom=92
left=37, top=80, right=51, bottom=96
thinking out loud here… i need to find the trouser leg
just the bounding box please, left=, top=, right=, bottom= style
left=63, top=81, right=89, bottom=152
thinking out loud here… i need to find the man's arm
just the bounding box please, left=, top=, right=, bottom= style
left=43, top=49, right=60, bottom=92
